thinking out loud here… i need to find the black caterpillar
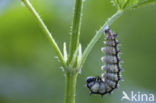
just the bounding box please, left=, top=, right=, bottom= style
left=86, top=27, right=123, bottom=96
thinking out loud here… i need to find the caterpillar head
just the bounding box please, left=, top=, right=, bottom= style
left=86, top=77, right=100, bottom=93
left=86, top=77, right=96, bottom=84
left=86, top=77, right=96, bottom=89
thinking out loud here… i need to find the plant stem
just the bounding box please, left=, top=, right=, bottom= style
left=64, top=72, right=78, bottom=103
left=80, top=10, right=124, bottom=66
left=68, top=0, right=83, bottom=64
left=21, top=0, right=66, bottom=66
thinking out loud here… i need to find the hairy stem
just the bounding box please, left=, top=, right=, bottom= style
left=22, top=0, right=65, bottom=66
left=64, top=72, right=78, bottom=103
left=80, top=10, right=124, bottom=66
left=68, top=0, right=83, bottom=64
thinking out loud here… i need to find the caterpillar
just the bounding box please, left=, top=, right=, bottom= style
left=86, top=27, right=123, bottom=96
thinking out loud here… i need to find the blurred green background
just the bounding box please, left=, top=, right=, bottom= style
left=0, top=0, right=156, bottom=103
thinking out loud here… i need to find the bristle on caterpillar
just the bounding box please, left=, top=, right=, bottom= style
left=86, top=27, right=123, bottom=96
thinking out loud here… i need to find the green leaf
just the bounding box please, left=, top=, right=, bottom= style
left=130, top=0, right=156, bottom=8
left=111, top=0, right=156, bottom=10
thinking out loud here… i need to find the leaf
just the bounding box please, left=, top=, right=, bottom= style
left=111, top=0, right=156, bottom=10
left=130, top=0, right=156, bottom=8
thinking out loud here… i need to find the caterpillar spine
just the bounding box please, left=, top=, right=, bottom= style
left=86, top=27, right=123, bottom=96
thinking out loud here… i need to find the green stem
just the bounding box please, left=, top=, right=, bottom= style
left=64, top=72, right=78, bottom=103
left=22, top=0, right=66, bottom=66
left=68, top=0, right=83, bottom=64
left=80, top=10, right=124, bottom=66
